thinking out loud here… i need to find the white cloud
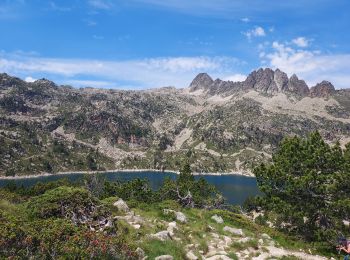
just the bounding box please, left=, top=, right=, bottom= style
left=24, top=76, right=36, bottom=82
left=224, top=74, right=246, bottom=82
left=241, top=17, right=250, bottom=22
left=128, top=0, right=331, bottom=18
left=0, top=53, right=241, bottom=88
left=292, top=37, right=309, bottom=48
left=262, top=41, right=350, bottom=88
left=88, top=0, right=112, bottom=9
left=244, top=26, right=266, bottom=40
left=66, top=80, right=114, bottom=88
left=48, top=2, right=72, bottom=12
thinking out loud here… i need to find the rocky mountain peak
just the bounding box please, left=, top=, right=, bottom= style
left=33, top=78, right=57, bottom=88
left=189, top=73, right=214, bottom=92
left=274, top=69, right=289, bottom=92
left=187, top=68, right=336, bottom=98
left=243, top=68, right=279, bottom=93
left=0, top=73, right=25, bottom=90
left=310, top=80, right=335, bottom=98
left=286, top=74, right=310, bottom=96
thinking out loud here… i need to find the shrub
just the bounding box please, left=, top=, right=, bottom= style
left=254, top=132, right=350, bottom=242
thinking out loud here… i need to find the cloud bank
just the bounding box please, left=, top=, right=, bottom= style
left=0, top=53, right=241, bottom=89
left=261, top=41, right=350, bottom=88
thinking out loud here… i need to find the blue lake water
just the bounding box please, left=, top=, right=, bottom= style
left=0, top=171, right=260, bottom=205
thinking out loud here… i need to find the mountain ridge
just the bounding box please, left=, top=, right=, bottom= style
left=0, top=68, right=349, bottom=176
left=189, top=68, right=336, bottom=98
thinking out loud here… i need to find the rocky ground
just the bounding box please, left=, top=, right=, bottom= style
left=111, top=198, right=329, bottom=260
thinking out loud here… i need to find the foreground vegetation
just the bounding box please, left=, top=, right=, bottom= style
left=1, top=132, right=349, bottom=258
left=0, top=182, right=332, bottom=259
left=248, top=132, right=350, bottom=255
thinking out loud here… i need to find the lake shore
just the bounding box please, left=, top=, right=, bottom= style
left=0, top=168, right=255, bottom=180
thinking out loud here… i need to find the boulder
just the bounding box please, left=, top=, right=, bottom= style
left=135, top=247, right=146, bottom=260
left=261, top=233, right=271, bottom=240
left=163, top=209, right=187, bottom=223
left=167, top=221, right=177, bottom=237
left=211, top=214, right=224, bottom=224
left=175, top=211, right=187, bottom=223
left=186, top=251, right=198, bottom=260
left=113, top=198, right=130, bottom=213
left=151, top=231, right=171, bottom=241
left=223, top=226, right=244, bottom=236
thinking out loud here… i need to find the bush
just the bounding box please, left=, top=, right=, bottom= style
left=26, top=186, right=110, bottom=226
left=158, top=163, right=220, bottom=208
left=254, top=132, right=350, bottom=242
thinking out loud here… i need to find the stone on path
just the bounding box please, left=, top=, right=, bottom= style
left=151, top=230, right=171, bottom=241
left=175, top=211, right=187, bottom=223
left=211, top=214, right=224, bottom=224
left=223, top=226, right=244, bottom=236
left=186, top=250, right=198, bottom=260
left=113, top=198, right=130, bottom=213
left=163, top=209, right=187, bottom=223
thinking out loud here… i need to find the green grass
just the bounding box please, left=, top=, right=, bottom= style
left=141, top=239, right=186, bottom=259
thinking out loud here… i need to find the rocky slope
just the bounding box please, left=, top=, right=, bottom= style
left=112, top=198, right=328, bottom=260
left=1, top=68, right=350, bottom=176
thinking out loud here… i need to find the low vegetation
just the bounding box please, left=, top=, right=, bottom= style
left=1, top=132, right=349, bottom=258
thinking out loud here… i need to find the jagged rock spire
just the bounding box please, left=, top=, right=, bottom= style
left=188, top=68, right=336, bottom=97
left=189, top=73, right=214, bottom=92
left=310, top=81, right=335, bottom=97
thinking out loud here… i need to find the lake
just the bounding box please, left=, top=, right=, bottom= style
left=0, top=171, right=260, bottom=205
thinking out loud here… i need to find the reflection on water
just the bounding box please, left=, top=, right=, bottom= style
left=0, top=171, right=260, bottom=205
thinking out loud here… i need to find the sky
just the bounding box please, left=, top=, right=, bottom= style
left=0, top=0, right=350, bottom=89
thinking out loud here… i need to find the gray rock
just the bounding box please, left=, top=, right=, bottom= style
left=261, top=233, right=271, bottom=240
left=274, top=68, right=289, bottom=92
left=223, top=226, right=244, bottom=236
left=175, top=211, right=187, bottom=223
left=186, top=250, right=198, bottom=260
left=310, top=80, right=335, bottom=98
left=135, top=247, right=146, bottom=259
left=155, top=255, right=174, bottom=260
left=151, top=231, right=171, bottom=241
left=163, top=209, right=187, bottom=223
left=113, top=198, right=130, bottom=213
left=286, top=74, right=310, bottom=96
left=211, top=214, right=224, bottom=224
left=189, top=73, right=214, bottom=92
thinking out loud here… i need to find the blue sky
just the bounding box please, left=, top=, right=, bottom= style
left=0, top=0, right=350, bottom=89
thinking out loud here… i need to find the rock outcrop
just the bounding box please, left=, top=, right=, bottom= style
left=189, top=68, right=336, bottom=98
left=286, top=74, right=309, bottom=96
left=211, top=214, right=224, bottom=224
left=310, top=81, right=335, bottom=98
left=189, top=73, right=214, bottom=92
left=243, top=68, right=279, bottom=93
left=113, top=198, right=130, bottom=213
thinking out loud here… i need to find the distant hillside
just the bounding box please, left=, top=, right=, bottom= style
left=1, top=68, right=350, bottom=176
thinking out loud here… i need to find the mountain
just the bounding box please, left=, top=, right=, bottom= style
left=1, top=68, right=350, bottom=176
left=189, top=68, right=324, bottom=97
